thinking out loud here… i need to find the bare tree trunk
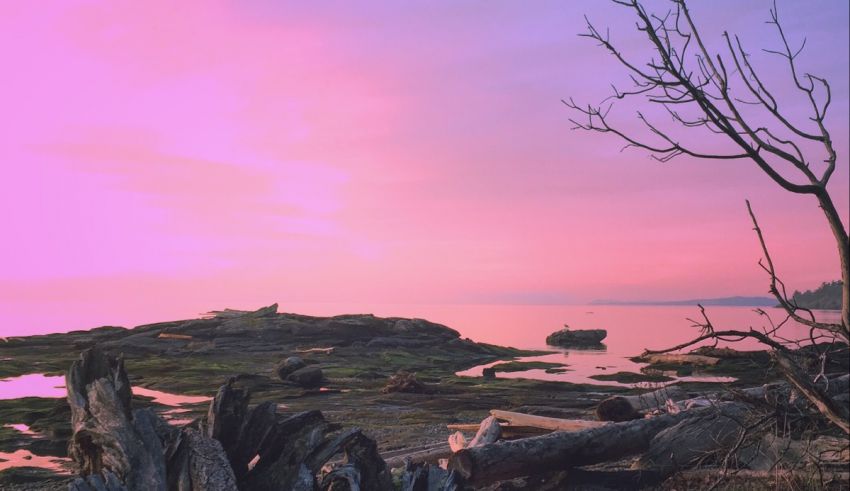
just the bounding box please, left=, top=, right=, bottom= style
left=773, top=351, right=850, bottom=433
left=816, top=190, right=850, bottom=339
left=66, top=349, right=169, bottom=491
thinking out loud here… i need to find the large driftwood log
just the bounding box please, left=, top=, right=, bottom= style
left=449, top=416, right=502, bottom=453
left=490, top=410, right=609, bottom=431
left=635, top=402, right=750, bottom=476
left=448, top=402, right=748, bottom=485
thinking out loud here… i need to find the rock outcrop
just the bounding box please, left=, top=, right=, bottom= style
left=545, top=327, right=607, bottom=347
left=275, top=356, right=306, bottom=380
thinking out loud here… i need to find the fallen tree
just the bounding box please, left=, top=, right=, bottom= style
left=448, top=402, right=750, bottom=486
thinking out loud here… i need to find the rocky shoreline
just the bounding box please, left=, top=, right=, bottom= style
left=2, top=306, right=845, bottom=489
left=0, top=306, right=612, bottom=488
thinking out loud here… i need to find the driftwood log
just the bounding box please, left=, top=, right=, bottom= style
left=490, top=410, right=610, bottom=431
left=448, top=402, right=748, bottom=485
left=635, top=402, right=751, bottom=476
left=596, top=385, right=688, bottom=421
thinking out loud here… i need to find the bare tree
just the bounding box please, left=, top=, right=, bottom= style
left=566, top=0, right=849, bottom=433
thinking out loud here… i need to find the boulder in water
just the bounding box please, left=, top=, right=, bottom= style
left=545, top=326, right=606, bottom=347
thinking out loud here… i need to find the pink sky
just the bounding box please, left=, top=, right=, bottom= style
left=1, top=1, right=848, bottom=335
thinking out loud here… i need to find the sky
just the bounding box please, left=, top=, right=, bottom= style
left=1, top=0, right=848, bottom=335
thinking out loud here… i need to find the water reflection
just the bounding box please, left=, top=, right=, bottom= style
left=132, top=387, right=211, bottom=406
left=0, top=374, right=211, bottom=407
left=0, top=374, right=65, bottom=400
left=0, top=374, right=212, bottom=472
left=0, top=449, right=71, bottom=473
left=457, top=352, right=738, bottom=387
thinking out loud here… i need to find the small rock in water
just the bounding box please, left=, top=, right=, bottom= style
left=287, top=366, right=323, bottom=388
left=275, top=356, right=307, bottom=380
left=545, top=327, right=607, bottom=347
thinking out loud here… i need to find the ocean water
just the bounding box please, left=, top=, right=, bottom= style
left=282, top=303, right=841, bottom=386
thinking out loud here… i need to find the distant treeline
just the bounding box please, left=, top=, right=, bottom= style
left=790, top=280, right=842, bottom=310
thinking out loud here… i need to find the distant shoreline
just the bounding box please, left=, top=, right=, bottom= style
left=589, top=296, right=778, bottom=307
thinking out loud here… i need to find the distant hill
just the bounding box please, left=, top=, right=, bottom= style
left=789, top=281, right=842, bottom=310
left=590, top=296, right=777, bottom=307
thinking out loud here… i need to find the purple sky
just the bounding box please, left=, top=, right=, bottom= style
left=1, top=1, right=848, bottom=334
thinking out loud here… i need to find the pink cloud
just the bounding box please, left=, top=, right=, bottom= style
left=0, top=1, right=847, bottom=335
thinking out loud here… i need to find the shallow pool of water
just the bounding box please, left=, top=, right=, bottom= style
left=0, top=373, right=212, bottom=407
left=456, top=352, right=737, bottom=387
left=0, top=449, right=71, bottom=473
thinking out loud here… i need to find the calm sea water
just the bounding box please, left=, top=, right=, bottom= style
left=282, top=303, right=840, bottom=386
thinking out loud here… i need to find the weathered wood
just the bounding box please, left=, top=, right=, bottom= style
left=63, top=348, right=396, bottom=491
left=157, top=332, right=193, bottom=340
left=229, top=400, right=277, bottom=479
left=447, top=432, right=467, bottom=453
left=205, top=380, right=250, bottom=460
left=168, top=428, right=239, bottom=490
left=69, top=471, right=127, bottom=490
left=342, top=433, right=394, bottom=491
left=635, top=402, right=750, bottom=476
left=490, top=410, right=609, bottom=431
left=400, top=461, right=461, bottom=491
left=450, top=403, right=746, bottom=485
left=447, top=416, right=502, bottom=454
left=321, top=464, right=360, bottom=491
left=66, top=349, right=168, bottom=491
left=596, top=385, right=688, bottom=421
left=205, top=304, right=278, bottom=319
left=384, top=446, right=452, bottom=469
left=468, top=416, right=501, bottom=448
left=295, top=347, right=336, bottom=355
left=774, top=351, right=850, bottom=433
left=305, top=428, right=362, bottom=473
left=241, top=411, right=329, bottom=490
left=447, top=423, right=550, bottom=438
left=640, top=353, right=721, bottom=366
left=383, top=442, right=451, bottom=468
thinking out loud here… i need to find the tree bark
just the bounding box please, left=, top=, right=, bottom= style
left=66, top=349, right=168, bottom=491
left=490, top=410, right=609, bottom=431
left=634, top=402, right=749, bottom=476
left=773, top=351, right=850, bottom=433
left=816, top=190, right=850, bottom=341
